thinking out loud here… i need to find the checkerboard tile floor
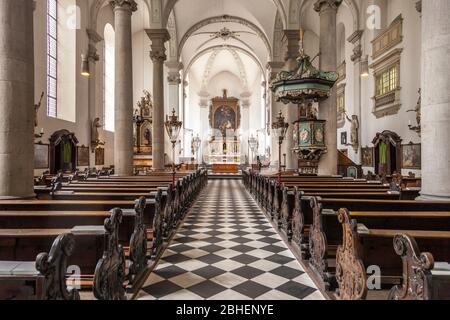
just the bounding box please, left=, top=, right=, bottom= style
left=136, top=179, right=324, bottom=300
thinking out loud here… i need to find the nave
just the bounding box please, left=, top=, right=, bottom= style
left=136, top=179, right=323, bottom=300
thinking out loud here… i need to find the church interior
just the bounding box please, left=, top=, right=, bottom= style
left=0, top=0, right=449, bottom=301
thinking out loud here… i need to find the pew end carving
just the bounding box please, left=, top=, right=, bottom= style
left=335, top=208, right=367, bottom=300
left=93, top=208, right=127, bottom=300
left=35, top=233, right=80, bottom=300
left=291, top=187, right=306, bottom=258
left=152, top=190, right=165, bottom=259
left=388, top=234, right=434, bottom=300
left=128, top=196, right=148, bottom=285
left=308, top=197, right=335, bottom=290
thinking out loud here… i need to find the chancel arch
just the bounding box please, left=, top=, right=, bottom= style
left=162, top=0, right=288, bottom=30
left=177, top=15, right=272, bottom=61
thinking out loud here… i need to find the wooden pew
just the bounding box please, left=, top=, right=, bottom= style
left=0, top=197, right=163, bottom=260
left=276, top=186, right=399, bottom=241
left=0, top=209, right=128, bottom=300
left=334, top=209, right=450, bottom=300
left=388, top=234, right=450, bottom=300
left=306, top=200, right=450, bottom=291
left=0, top=233, right=80, bottom=300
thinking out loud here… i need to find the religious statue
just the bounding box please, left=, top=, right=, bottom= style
left=137, top=90, right=153, bottom=118
left=407, top=88, right=421, bottom=127
left=91, top=117, right=104, bottom=151
left=299, top=102, right=318, bottom=119
left=34, top=92, right=45, bottom=127
left=345, top=113, right=359, bottom=152
left=144, top=128, right=152, bottom=146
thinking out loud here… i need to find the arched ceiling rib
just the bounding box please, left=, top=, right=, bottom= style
left=178, top=15, right=272, bottom=60
left=185, top=45, right=266, bottom=83
left=162, top=0, right=287, bottom=29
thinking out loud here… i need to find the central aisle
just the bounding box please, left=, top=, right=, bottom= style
left=136, top=179, right=324, bottom=300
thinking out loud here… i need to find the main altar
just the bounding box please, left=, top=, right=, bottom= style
left=204, top=90, right=243, bottom=173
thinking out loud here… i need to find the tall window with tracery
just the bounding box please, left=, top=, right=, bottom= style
left=104, top=24, right=115, bottom=132
left=47, top=0, right=58, bottom=117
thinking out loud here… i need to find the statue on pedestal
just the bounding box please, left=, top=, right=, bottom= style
left=34, top=92, right=45, bottom=127
left=91, top=117, right=105, bottom=152
left=345, top=113, right=359, bottom=152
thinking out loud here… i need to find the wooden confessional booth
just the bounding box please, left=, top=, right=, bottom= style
left=49, top=129, right=78, bottom=174
left=372, top=130, right=402, bottom=176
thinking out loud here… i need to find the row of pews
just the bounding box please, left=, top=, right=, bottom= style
left=0, top=169, right=207, bottom=300
left=243, top=171, right=450, bottom=300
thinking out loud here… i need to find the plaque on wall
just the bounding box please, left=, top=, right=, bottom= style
left=341, top=132, right=348, bottom=145
left=95, top=147, right=105, bottom=166
left=361, top=147, right=374, bottom=167
left=34, top=143, right=50, bottom=169
left=402, top=143, right=421, bottom=169
left=77, top=146, right=90, bottom=167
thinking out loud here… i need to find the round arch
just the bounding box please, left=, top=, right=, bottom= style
left=162, top=0, right=288, bottom=30
left=299, top=0, right=360, bottom=32
left=178, top=15, right=272, bottom=61
left=184, top=45, right=267, bottom=83
left=90, top=0, right=151, bottom=31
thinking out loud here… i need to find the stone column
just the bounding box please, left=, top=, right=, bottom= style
left=111, top=0, right=137, bottom=176
left=86, top=29, right=102, bottom=165
left=283, top=30, right=301, bottom=171
left=267, top=61, right=285, bottom=170
left=198, top=91, right=210, bottom=163
left=146, top=29, right=170, bottom=171
left=166, top=60, right=183, bottom=164
left=315, top=0, right=341, bottom=175
left=348, top=30, right=364, bottom=157
left=420, top=0, right=450, bottom=201
left=0, top=0, right=35, bottom=199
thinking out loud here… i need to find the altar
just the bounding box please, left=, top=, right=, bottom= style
left=204, top=90, right=244, bottom=167
left=211, top=163, right=240, bottom=174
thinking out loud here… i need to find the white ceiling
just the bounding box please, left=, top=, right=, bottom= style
left=171, top=0, right=277, bottom=95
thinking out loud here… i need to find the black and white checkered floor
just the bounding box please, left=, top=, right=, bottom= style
left=136, top=179, right=324, bottom=300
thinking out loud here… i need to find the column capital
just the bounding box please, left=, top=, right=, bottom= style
left=283, top=30, right=300, bottom=62
left=415, top=1, right=422, bottom=17
left=347, top=30, right=364, bottom=63
left=167, top=73, right=182, bottom=85
left=146, top=29, right=171, bottom=42
left=86, top=29, right=103, bottom=63
left=165, top=60, right=184, bottom=72
left=146, top=29, right=171, bottom=62
left=166, top=61, right=183, bottom=84
left=110, top=0, right=138, bottom=12
left=314, top=0, right=342, bottom=13
left=347, top=30, right=364, bottom=45
left=87, top=29, right=103, bottom=44
left=198, top=91, right=210, bottom=108
left=266, top=61, right=285, bottom=80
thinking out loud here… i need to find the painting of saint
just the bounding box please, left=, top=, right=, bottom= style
left=361, top=147, right=374, bottom=167
left=402, top=143, right=421, bottom=169
left=214, top=106, right=236, bottom=136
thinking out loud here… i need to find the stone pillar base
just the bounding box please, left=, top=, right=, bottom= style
left=416, top=194, right=450, bottom=202
left=0, top=194, right=37, bottom=200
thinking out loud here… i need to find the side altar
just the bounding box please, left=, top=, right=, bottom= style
left=133, top=91, right=153, bottom=171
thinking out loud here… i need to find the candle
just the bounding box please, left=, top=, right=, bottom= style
left=40, top=128, right=44, bottom=134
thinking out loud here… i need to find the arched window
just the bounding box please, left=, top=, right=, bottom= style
left=46, top=0, right=77, bottom=121
left=46, top=0, right=57, bottom=117
left=104, top=24, right=115, bottom=132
